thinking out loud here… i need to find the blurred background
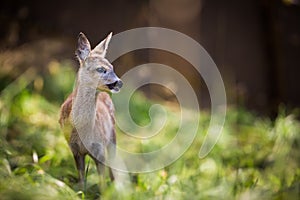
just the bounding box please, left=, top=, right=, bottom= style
left=0, top=0, right=300, bottom=199
left=1, top=0, right=300, bottom=115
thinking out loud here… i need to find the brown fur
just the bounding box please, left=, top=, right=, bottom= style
left=59, top=32, right=121, bottom=188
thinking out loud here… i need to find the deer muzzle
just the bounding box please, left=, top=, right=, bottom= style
left=105, top=79, right=122, bottom=93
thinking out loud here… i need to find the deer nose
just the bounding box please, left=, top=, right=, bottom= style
left=116, top=80, right=123, bottom=88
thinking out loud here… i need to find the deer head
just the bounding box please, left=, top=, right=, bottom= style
left=75, top=32, right=122, bottom=93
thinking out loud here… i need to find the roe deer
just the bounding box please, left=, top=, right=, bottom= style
left=59, top=32, right=122, bottom=188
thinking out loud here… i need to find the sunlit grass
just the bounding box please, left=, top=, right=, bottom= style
left=0, top=62, right=299, bottom=199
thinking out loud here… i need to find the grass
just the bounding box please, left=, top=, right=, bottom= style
left=0, top=62, right=299, bottom=199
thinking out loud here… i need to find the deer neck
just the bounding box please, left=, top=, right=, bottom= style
left=71, top=79, right=98, bottom=133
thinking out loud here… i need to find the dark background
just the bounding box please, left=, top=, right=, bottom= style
left=1, top=0, right=300, bottom=115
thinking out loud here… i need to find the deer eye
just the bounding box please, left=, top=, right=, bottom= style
left=96, top=67, right=107, bottom=74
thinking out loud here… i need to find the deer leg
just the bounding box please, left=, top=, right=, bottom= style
left=74, top=154, right=85, bottom=187
left=95, top=160, right=106, bottom=189
left=91, top=142, right=106, bottom=190
left=107, top=147, right=116, bottom=181
left=70, top=143, right=85, bottom=187
left=107, top=129, right=116, bottom=181
left=108, top=168, right=115, bottom=181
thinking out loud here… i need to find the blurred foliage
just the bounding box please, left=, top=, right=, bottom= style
left=0, top=60, right=299, bottom=200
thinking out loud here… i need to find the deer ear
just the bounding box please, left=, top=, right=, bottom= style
left=76, top=32, right=91, bottom=62
left=92, top=32, right=112, bottom=57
